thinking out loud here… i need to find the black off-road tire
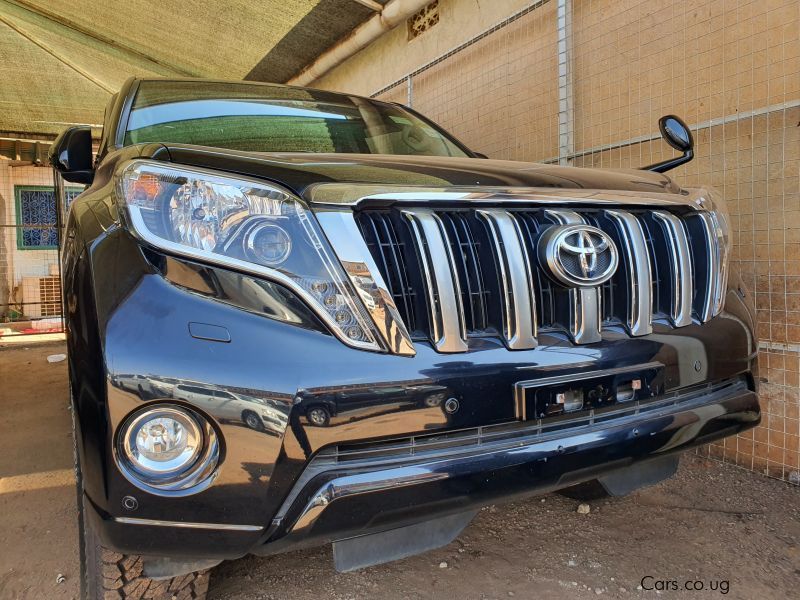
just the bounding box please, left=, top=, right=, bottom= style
left=80, top=507, right=210, bottom=599
left=71, top=385, right=210, bottom=599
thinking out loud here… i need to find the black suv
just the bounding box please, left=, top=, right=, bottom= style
left=52, top=78, right=760, bottom=599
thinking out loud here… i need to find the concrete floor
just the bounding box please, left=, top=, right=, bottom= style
left=1, top=342, right=798, bottom=600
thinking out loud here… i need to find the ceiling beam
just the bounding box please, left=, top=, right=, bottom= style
left=3, top=0, right=198, bottom=77
left=350, top=0, right=383, bottom=11
left=290, top=0, right=430, bottom=86
left=0, top=137, right=51, bottom=163
left=0, top=132, right=57, bottom=141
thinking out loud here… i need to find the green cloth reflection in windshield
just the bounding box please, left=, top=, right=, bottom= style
left=124, top=81, right=468, bottom=157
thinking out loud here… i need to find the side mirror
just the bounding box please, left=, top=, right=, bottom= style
left=48, top=126, right=94, bottom=184
left=644, top=115, right=694, bottom=173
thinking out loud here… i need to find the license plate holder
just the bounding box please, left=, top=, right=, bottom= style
left=514, top=362, right=665, bottom=421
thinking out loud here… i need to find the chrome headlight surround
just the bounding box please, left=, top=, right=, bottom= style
left=115, top=404, right=220, bottom=495
left=115, top=160, right=384, bottom=352
left=693, top=188, right=731, bottom=316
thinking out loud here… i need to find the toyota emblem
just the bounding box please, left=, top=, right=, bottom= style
left=539, top=224, right=619, bottom=287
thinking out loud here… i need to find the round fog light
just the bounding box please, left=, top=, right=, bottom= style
left=117, top=405, right=219, bottom=493
left=132, top=409, right=200, bottom=474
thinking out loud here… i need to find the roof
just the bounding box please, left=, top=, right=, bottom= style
left=0, top=0, right=389, bottom=139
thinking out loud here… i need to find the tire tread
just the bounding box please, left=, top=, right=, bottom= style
left=92, top=548, right=210, bottom=600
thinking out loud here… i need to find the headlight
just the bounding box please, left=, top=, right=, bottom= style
left=694, top=188, right=730, bottom=315
left=117, top=405, right=219, bottom=494
left=117, top=160, right=382, bottom=351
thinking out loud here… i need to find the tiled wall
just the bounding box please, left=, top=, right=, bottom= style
left=360, top=0, right=799, bottom=482
left=410, top=0, right=560, bottom=162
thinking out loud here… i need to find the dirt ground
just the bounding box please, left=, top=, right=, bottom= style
left=1, top=342, right=798, bottom=600
left=0, top=342, right=78, bottom=600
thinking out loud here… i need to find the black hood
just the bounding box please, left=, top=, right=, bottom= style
left=158, top=145, right=685, bottom=201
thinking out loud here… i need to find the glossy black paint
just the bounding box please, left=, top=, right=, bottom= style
left=63, top=80, right=760, bottom=563
left=49, top=125, right=94, bottom=184
left=160, top=144, right=686, bottom=200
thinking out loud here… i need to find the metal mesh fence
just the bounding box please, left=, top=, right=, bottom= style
left=0, top=163, right=72, bottom=339
left=369, top=0, right=799, bottom=482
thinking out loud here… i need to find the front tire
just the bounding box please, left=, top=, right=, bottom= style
left=71, top=387, right=210, bottom=599
left=306, top=405, right=330, bottom=427
left=242, top=409, right=263, bottom=431
left=80, top=502, right=210, bottom=599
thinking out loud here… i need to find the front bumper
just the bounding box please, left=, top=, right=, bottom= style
left=259, top=377, right=758, bottom=553
left=87, top=376, right=759, bottom=559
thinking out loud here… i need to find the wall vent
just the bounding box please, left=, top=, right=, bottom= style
left=407, top=1, right=439, bottom=40
left=21, top=275, right=61, bottom=318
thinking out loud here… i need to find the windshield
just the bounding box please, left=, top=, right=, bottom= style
left=123, top=81, right=469, bottom=157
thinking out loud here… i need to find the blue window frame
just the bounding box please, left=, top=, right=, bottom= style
left=15, top=185, right=82, bottom=250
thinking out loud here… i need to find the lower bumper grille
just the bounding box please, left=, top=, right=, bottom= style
left=315, top=377, right=747, bottom=466
left=356, top=205, right=724, bottom=350
left=269, top=377, right=757, bottom=539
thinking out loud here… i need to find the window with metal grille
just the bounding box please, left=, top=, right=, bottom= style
left=15, top=186, right=82, bottom=250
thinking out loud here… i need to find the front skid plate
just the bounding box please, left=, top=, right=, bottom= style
left=598, top=454, right=680, bottom=496
left=332, top=510, right=478, bottom=572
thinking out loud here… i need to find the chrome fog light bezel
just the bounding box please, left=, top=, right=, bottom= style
left=115, top=404, right=220, bottom=495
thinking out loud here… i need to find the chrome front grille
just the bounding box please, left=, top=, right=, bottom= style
left=355, top=206, right=725, bottom=352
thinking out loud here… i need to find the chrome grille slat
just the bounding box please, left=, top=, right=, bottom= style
left=477, top=210, right=538, bottom=349
left=652, top=211, right=693, bottom=327
left=353, top=205, right=724, bottom=354
left=696, top=212, right=722, bottom=323
left=317, top=211, right=416, bottom=356
left=402, top=209, right=468, bottom=353
left=604, top=210, right=653, bottom=336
